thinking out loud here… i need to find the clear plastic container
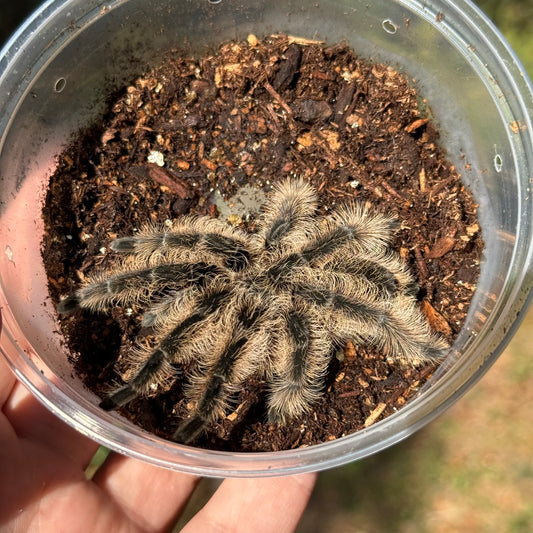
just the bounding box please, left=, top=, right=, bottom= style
left=1, top=0, right=532, bottom=477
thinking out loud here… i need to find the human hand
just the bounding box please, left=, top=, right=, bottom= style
left=0, top=355, right=316, bottom=532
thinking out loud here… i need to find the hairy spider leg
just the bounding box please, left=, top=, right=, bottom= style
left=173, top=302, right=267, bottom=443
left=267, top=308, right=331, bottom=423
left=99, top=288, right=231, bottom=411
left=259, top=177, right=317, bottom=249
left=323, top=252, right=418, bottom=298
left=265, top=222, right=380, bottom=285
left=294, top=284, right=447, bottom=364
left=111, top=228, right=252, bottom=271
left=329, top=203, right=399, bottom=252
left=141, top=287, right=195, bottom=328
left=57, top=263, right=224, bottom=314
left=366, top=295, right=449, bottom=362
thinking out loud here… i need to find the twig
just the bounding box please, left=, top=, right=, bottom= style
left=263, top=81, right=293, bottom=116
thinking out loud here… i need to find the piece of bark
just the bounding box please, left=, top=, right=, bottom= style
left=272, top=43, right=302, bottom=91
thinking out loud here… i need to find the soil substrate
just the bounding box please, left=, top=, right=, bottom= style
left=42, top=35, right=482, bottom=452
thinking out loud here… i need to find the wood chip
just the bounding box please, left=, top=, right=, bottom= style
left=263, top=81, right=293, bottom=115
left=343, top=340, right=357, bottom=359
left=286, top=35, right=325, bottom=46
left=102, top=128, right=118, bottom=144
left=226, top=411, right=239, bottom=422
left=200, top=158, right=218, bottom=171
left=335, top=371, right=346, bottom=383
left=426, top=229, right=457, bottom=258
left=510, top=120, right=526, bottom=134
left=247, top=34, right=259, bottom=46
left=466, top=222, right=480, bottom=236
left=419, top=167, right=426, bottom=192
left=405, top=118, right=429, bottom=133
left=143, top=164, right=193, bottom=198
left=421, top=300, right=453, bottom=336
left=319, top=130, right=341, bottom=152
left=332, top=81, right=356, bottom=125
left=364, top=402, right=387, bottom=427
left=297, top=131, right=314, bottom=148
left=272, top=43, right=302, bottom=91
left=226, top=403, right=245, bottom=422
left=413, top=246, right=429, bottom=280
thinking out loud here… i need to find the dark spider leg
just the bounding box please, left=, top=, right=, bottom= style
left=173, top=304, right=265, bottom=444
left=99, top=288, right=231, bottom=411
left=266, top=226, right=362, bottom=284
left=324, top=255, right=418, bottom=298
left=294, top=284, right=447, bottom=362
left=285, top=311, right=309, bottom=381
left=296, top=284, right=383, bottom=324
left=374, top=299, right=448, bottom=360
left=112, top=232, right=251, bottom=271
left=268, top=310, right=321, bottom=423
left=57, top=263, right=224, bottom=314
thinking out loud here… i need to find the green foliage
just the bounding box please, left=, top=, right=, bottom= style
left=476, top=0, right=533, bottom=77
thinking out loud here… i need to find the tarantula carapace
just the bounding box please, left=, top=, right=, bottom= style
left=58, top=178, right=448, bottom=443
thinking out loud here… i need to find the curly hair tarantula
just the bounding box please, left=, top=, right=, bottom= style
left=58, top=177, right=448, bottom=444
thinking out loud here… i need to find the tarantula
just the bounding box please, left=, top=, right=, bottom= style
left=58, top=177, right=448, bottom=444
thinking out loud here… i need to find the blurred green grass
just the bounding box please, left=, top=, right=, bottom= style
left=478, top=0, right=533, bottom=76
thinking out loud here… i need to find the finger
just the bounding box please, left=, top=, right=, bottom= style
left=0, top=354, right=17, bottom=407
left=93, top=452, right=201, bottom=532
left=181, top=473, right=317, bottom=533
left=4, top=383, right=99, bottom=469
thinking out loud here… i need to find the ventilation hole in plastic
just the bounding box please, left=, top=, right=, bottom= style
left=54, top=77, right=66, bottom=93
left=494, top=154, right=503, bottom=173
left=382, top=19, right=398, bottom=34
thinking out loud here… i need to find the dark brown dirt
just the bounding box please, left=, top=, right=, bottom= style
left=41, top=34, right=482, bottom=452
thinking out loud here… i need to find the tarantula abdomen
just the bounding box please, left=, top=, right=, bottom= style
left=58, top=177, right=448, bottom=444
